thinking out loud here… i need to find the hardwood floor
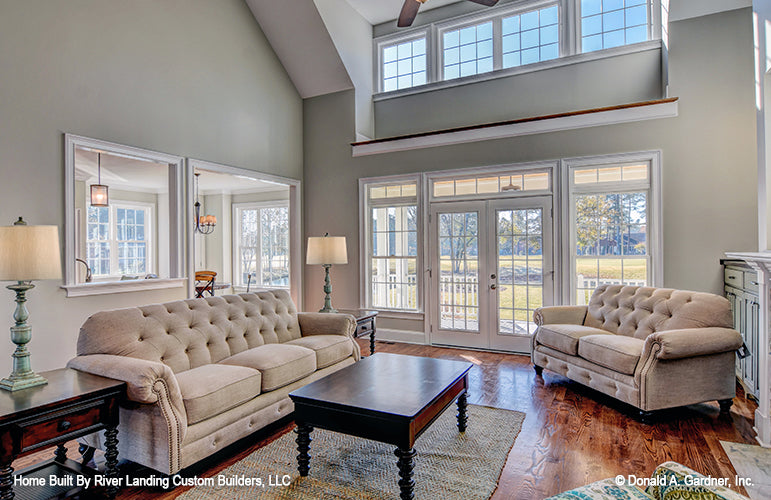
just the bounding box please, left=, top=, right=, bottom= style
left=13, top=339, right=759, bottom=499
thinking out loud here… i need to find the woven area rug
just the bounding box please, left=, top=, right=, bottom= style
left=180, top=404, right=524, bottom=500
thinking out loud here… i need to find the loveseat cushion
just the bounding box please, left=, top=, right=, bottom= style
left=578, top=334, right=644, bottom=375
left=175, top=364, right=262, bottom=425
left=220, top=344, right=316, bottom=391
left=537, top=324, right=611, bottom=355
left=285, top=335, right=353, bottom=369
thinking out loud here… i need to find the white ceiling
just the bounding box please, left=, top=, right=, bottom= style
left=75, top=148, right=288, bottom=195
left=346, top=0, right=463, bottom=25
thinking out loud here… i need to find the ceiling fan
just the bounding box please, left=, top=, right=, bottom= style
left=398, top=0, right=499, bottom=28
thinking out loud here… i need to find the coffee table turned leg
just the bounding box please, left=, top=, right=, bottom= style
left=395, top=447, right=416, bottom=500
left=0, top=462, right=13, bottom=500
left=457, top=392, right=468, bottom=432
left=295, top=423, right=313, bottom=477
left=369, top=331, right=376, bottom=356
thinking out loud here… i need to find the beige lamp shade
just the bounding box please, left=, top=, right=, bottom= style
left=0, top=225, right=62, bottom=281
left=306, top=236, right=347, bottom=265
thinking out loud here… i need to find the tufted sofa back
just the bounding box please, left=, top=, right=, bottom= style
left=76, top=290, right=302, bottom=373
left=584, top=285, right=733, bottom=339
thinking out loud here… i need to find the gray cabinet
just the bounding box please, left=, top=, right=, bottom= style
left=722, top=259, right=760, bottom=400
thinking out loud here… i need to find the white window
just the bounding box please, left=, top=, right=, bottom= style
left=382, top=36, right=428, bottom=92
left=442, top=21, right=494, bottom=79
left=502, top=4, right=560, bottom=68
left=233, top=203, right=290, bottom=289
left=567, top=156, right=660, bottom=304
left=362, top=179, right=421, bottom=312
left=580, top=0, right=649, bottom=53
left=432, top=171, right=550, bottom=198
left=374, top=1, right=660, bottom=94
left=86, top=202, right=153, bottom=278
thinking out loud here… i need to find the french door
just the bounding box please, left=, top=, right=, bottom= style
left=429, top=197, right=553, bottom=353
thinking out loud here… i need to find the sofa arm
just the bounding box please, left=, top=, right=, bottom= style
left=533, top=305, right=588, bottom=326
left=297, top=312, right=356, bottom=338
left=643, top=327, right=742, bottom=360
left=67, top=354, right=186, bottom=418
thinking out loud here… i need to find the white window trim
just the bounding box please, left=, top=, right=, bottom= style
left=359, top=174, right=423, bottom=314
left=576, top=0, right=658, bottom=53
left=87, top=200, right=155, bottom=279
left=188, top=158, right=302, bottom=307
left=373, top=0, right=662, bottom=100
left=560, top=151, right=663, bottom=305
left=63, top=134, right=185, bottom=297
left=427, top=164, right=554, bottom=203
left=374, top=27, right=431, bottom=93
left=232, top=201, right=290, bottom=290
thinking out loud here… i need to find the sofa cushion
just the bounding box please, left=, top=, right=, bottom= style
left=220, top=344, right=316, bottom=391
left=537, top=324, right=611, bottom=355
left=285, top=335, right=353, bottom=369
left=175, top=364, right=262, bottom=425
left=578, top=334, right=645, bottom=375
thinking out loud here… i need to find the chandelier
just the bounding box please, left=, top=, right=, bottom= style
left=194, top=172, right=216, bottom=234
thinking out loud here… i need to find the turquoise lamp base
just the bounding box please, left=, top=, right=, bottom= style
left=0, top=371, right=47, bottom=392
left=0, top=282, right=47, bottom=392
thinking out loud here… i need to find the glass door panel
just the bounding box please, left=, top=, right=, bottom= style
left=497, top=208, right=543, bottom=335
left=430, top=201, right=488, bottom=349
left=489, top=197, right=552, bottom=352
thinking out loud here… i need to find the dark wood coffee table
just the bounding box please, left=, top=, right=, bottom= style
left=288, top=353, right=473, bottom=500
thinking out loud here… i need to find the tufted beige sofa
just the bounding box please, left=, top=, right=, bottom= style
left=67, top=290, right=360, bottom=475
left=531, top=285, right=743, bottom=419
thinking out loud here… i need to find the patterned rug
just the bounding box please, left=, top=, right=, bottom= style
left=721, top=441, right=771, bottom=500
left=180, top=404, right=524, bottom=500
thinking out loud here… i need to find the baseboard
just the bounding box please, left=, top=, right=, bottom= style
left=376, top=328, right=427, bottom=344
left=754, top=408, right=771, bottom=447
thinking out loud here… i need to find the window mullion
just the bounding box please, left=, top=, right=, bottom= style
left=493, top=17, right=503, bottom=71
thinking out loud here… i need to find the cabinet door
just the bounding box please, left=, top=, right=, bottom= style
left=747, top=296, right=760, bottom=397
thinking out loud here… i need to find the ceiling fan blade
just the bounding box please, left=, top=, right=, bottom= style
left=397, top=0, right=421, bottom=28
left=467, top=0, right=499, bottom=6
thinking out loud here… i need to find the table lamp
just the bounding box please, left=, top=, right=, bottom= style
left=306, top=234, right=347, bottom=313
left=0, top=217, right=62, bottom=391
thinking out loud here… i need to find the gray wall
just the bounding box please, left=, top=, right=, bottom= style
left=303, top=7, right=758, bottom=334
left=0, top=0, right=302, bottom=376
left=375, top=47, right=663, bottom=137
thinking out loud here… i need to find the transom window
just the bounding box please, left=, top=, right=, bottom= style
left=580, top=0, right=649, bottom=52
left=234, top=203, right=290, bottom=289
left=502, top=5, right=559, bottom=68
left=443, top=21, right=493, bottom=80
left=382, top=36, right=428, bottom=91
left=375, top=0, right=658, bottom=93
left=363, top=179, right=421, bottom=311
left=432, top=171, right=550, bottom=198
left=87, top=202, right=153, bottom=278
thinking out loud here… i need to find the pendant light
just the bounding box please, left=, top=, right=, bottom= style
left=90, top=153, right=109, bottom=207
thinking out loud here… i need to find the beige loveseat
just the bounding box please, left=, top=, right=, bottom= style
left=67, top=290, right=360, bottom=475
left=531, top=285, right=742, bottom=419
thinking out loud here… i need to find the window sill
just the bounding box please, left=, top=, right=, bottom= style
left=373, top=40, right=662, bottom=102
left=369, top=309, right=425, bottom=320
left=62, top=278, right=187, bottom=298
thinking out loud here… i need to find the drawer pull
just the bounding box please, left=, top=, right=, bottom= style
left=751, top=281, right=759, bottom=285
left=58, top=421, right=72, bottom=432
left=728, top=276, right=736, bottom=279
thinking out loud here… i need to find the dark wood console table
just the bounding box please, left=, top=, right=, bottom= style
left=0, top=368, right=125, bottom=499
left=338, top=309, right=378, bottom=356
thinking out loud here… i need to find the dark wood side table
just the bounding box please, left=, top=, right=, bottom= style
left=0, top=368, right=125, bottom=500
left=338, top=309, right=378, bottom=356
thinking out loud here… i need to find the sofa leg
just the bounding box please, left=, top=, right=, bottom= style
left=533, top=365, right=543, bottom=376
left=718, top=399, right=733, bottom=414
left=639, top=410, right=655, bottom=424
